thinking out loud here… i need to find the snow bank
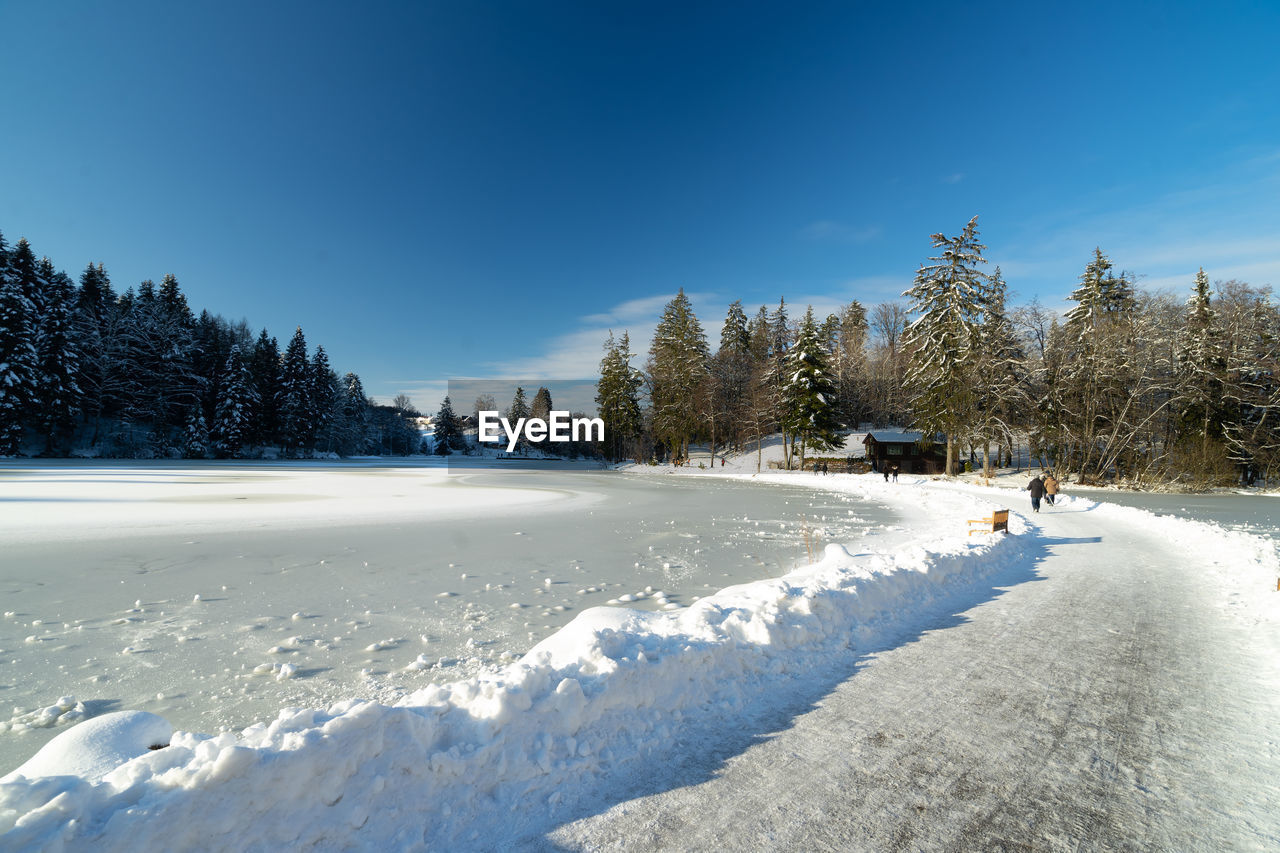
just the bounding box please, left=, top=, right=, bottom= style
left=4, top=712, right=171, bottom=784
left=0, top=478, right=1028, bottom=850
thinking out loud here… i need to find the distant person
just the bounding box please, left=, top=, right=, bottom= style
left=821, top=461, right=828, bottom=476
left=1043, top=472, right=1059, bottom=506
left=890, top=463, right=899, bottom=482
left=1026, top=474, right=1045, bottom=513
left=883, top=465, right=890, bottom=482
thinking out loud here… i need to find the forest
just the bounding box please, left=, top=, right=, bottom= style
left=0, top=229, right=422, bottom=459
left=596, top=218, right=1280, bottom=487
left=4, top=217, right=1277, bottom=486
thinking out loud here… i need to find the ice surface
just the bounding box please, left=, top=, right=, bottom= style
left=0, top=460, right=902, bottom=774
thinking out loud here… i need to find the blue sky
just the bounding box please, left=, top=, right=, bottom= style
left=3, top=1, right=1278, bottom=407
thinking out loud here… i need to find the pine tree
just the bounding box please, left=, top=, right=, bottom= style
left=74, top=263, right=114, bottom=432
left=596, top=332, right=644, bottom=461
left=152, top=274, right=199, bottom=428
left=710, top=300, right=753, bottom=455
left=745, top=305, right=779, bottom=468
left=76, top=262, right=114, bottom=323
left=278, top=326, right=313, bottom=454
left=1177, top=268, right=1225, bottom=457
left=506, top=387, right=531, bottom=453
left=531, top=386, right=553, bottom=423
left=971, top=267, right=1026, bottom=474
left=248, top=329, right=281, bottom=447
left=780, top=306, right=842, bottom=469
left=747, top=305, right=771, bottom=364
left=212, top=345, right=257, bottom=457
left=182, top=405, right=209, bottom=459
left=762, top=297, right=799, bottom=465
left=647, top=289, right=709, bottom=461
left=1060, top=248, right=1141, bottom=479
left=34, top=264, right=83, bottom=453
left=835, top=300, right=870, bottom=427
left=310, top=346, right=337, bottom=452
left=433, top=395, right=463, bottom=455
left=902, top=215, right=990, bottom=475
left=337, top=372, right=371, bottom=455
left=0, top=232, right=38, bottom=454
left=721, top=300, right=751, bottom=355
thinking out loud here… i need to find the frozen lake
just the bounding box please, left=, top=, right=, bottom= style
left=1061, top=487, right=1280, bottom=543
left=0, top=461, right=904, bottom=774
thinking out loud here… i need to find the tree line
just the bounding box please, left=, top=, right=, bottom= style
left=0, top=228, right=422, bottom=458
left=596, top=217, right=1280, bottom=486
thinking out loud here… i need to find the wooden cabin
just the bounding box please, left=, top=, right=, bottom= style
left=862, top=430, right=947, bottom=475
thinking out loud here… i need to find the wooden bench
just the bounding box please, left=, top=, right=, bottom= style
left=967, top=509, right=1009, bottom=535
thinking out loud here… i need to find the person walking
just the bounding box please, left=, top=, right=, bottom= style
left=1043, top=472, right=1059, bottom=506
left=1026, top=474, right=1045, bottom=513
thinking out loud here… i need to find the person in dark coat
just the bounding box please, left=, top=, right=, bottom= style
left=1026, top=474, right=1045, bottom=513
left=890, top=463, right=899, bottom=482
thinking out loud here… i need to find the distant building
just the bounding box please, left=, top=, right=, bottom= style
left=862, top=430, right=947, bottom=474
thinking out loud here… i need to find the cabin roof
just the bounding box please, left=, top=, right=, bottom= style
left=863, top=430, right=925, bottom=445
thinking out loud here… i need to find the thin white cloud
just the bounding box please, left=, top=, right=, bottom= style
left=485, top=290, right=721, bottom=380
left=993, top=153, right=1280, bottom=302
left=942, top=173, right=965, bottom=184
left=380, top=282, right=929, bottom=407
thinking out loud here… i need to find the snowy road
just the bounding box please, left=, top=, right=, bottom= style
left=549, top=497, right=1280, bottom=851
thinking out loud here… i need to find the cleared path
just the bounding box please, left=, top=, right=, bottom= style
left=547, top=499, right=1280, bottom=851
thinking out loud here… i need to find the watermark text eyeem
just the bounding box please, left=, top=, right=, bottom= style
left=477, top=411, right=604, bottom=453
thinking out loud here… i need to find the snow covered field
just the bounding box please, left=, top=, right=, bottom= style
left=0, top=460, right=904, bottom=775
left=1, top=457, right=1277, bottom=850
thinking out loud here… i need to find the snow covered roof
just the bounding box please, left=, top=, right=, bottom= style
left=864, top=430, right=925, bottom=444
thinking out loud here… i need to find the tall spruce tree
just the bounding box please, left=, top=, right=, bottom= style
left=338, top=372, right=371, bottom=455
left=182, top=404, right=209, bottom=459
left=74, top=263, right=113, bottom=432
left=34, top=265, right=83, bottom=453
left=1178, top=268, right=1225, bottom=458
left=248, top=330, right=281, bottom=447
left=433, top=396, right=463, bottom=455
left=835, top=300, right=870, bottom=427
left=647, top=289, right=709, bottom=461
left=310, top=346, right=337, bottom=452
left=0, top=233, right=38, bottom=454
left=902, top=215, right=990, bottom=475
left=1061, top=248, right=1139, bottom=478
left=531, top=387, right=553, bottom=423
left=278, top=326, right=314, bottom=454
left=971, top=267, right=1026, bottom=474
left=781, top=306, right=842, bottom=469
left=507, top=387, right=531, bottom=453
left=596, top=332, right=644, bottom=461
left=212, top=344, right=257, bottom=457
left=711, top=300, right=753, bottom=454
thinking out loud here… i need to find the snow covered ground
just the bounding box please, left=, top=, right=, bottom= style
left=0, top=453, right=1277, bottom=850
left=0, top=459, right=908, bottom=775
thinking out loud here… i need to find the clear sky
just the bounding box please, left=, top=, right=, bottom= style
left=3, top=1, right=1278, bottom=407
